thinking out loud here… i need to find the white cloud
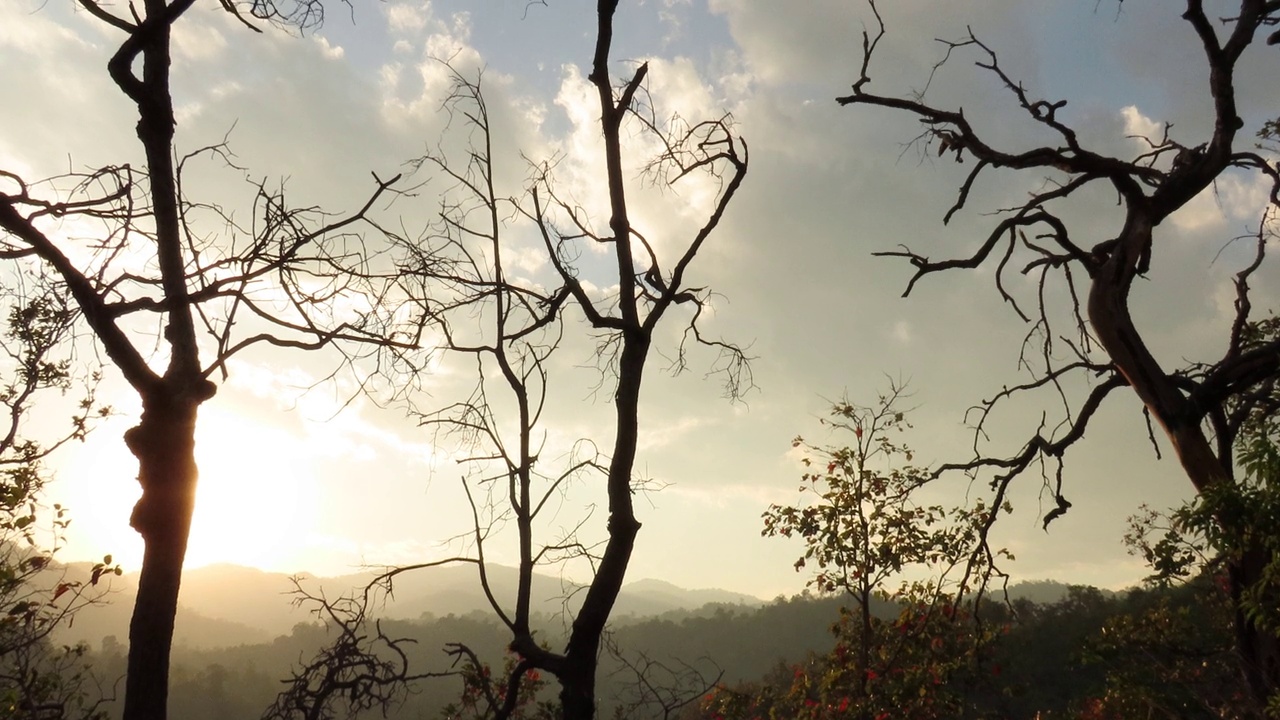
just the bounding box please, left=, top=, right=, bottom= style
left=172, top=19, right=228, bottom=64
left=1120, top=104, right=1162, bottom=144
left=543, top=55, right=743, bottom=273
left=1170, top=170, right=1271, bottom=233
left=315, top=35, right=345, bottom=60
left=506, top=244, right=550, bottom=275
left=386, top=2, right=431, bottom=34
left=375, top=15, right=490, bottom=130
left=0, top=1, right=94, bottom=55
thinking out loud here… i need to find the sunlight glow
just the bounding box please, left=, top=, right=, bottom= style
left=186, top=407, right=318, bottom=572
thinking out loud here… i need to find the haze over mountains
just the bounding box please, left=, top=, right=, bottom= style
left=49, top=559, right=1097, bottom=654
left=41, top=560, right=1126, bottom=719
left=55, top=562, right=766, bottom=650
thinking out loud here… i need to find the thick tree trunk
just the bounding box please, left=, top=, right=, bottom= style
left=121, top=387, right=209, bottom=720
left=1088, top=214, right=1280, bottom=713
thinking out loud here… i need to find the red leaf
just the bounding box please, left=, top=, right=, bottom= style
left=52, top=583, right=72, bottom=601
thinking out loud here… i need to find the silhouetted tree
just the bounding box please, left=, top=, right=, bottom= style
left=0, top=2, right=406, bottom=718
left=271, top=3, right=749, bottom=719
left=839, top=0, right=1280, bottom=711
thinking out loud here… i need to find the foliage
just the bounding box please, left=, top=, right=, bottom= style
left=700, top=602, right=1002, bottom=720
left=763, top=386, right=1010, bottom=598
left=442, top=648, right=557, bottom=720
left=700, top=388, right=1009, bottom=719
left=983, top=588, right=1115, bottom=719
left=1119, top=316, right=1280, bottom=716
left=83, top=575, right=1280, bottom=720
left=0, top=286, right=115, bottom=719
left=1074, top=578, right=1247, bottom=720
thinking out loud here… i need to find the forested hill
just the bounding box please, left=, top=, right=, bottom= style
left=69, top=576, right=1172, bottom=720
left=53, top=561, right=767, bottom=650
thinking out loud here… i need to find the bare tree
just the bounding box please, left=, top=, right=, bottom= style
left=262, top=577, right=458, bottom=720
left=838, top=0, right=1280, bottom=709
left=0, top=2, right=408, bottom=719
left=273, top=2, right=749, bottom=719
left=601, top=634, right=721, bottom=720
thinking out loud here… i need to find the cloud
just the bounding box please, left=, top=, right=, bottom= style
left=172, top=18, right=228, bottom=64
left=709, top=0, right=1040, bottom=94
left=637, top=415, right=713, bottom=451
left=1170, top=169, right=1271, bottom=233
left=14, top=0, right=1274, bottom=597
left=0, top=1, right=95, bottom=55
left=386, top=2, right=431, bottom=34
left=1120, top=105, right=1162, bottom=144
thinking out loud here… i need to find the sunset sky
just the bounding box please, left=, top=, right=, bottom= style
left=2, top=0, right=1276, bottom=600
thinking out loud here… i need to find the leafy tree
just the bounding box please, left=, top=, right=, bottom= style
left=839, top=0, right=1280, bottom=709
left=441, top=647, right=556, bottom=720
left=0, top=1, right=409, bottom=718
left=0, top=279, right=114, bottom=719
left=704, top=388, right=1007, bottom=720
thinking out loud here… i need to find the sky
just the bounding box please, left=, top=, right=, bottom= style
left=1, top=0, right=1277, bottom=601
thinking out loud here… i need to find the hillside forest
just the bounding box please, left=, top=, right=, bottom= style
left=9, top=565, right=1255, bottom=720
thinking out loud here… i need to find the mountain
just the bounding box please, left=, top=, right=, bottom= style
left=613, top=578, right=762, bottom=618
left=56, top=561, right=1128, bottom=652
left=48, top=562, right=272, bottom=650
left=55, top=561, right=764, bottom=650
left=1004, top=579, right=1122, bottom=605
left=140, top=579, right=1193, bottom=720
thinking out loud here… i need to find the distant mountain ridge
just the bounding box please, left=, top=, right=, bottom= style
left=53, top=560, right=1105, bottom=651
left=1003, top=579, right=1120, bottom=605
left=56, top=561, right=765, bottom=650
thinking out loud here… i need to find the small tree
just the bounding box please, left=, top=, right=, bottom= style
left=704, top=387, right=1006, bottom=720
left=839, top=0, right=1280, bottom=710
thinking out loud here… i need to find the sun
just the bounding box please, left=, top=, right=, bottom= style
left=50, top=374, right=377, bottom=577
left=184, top=405, right=318, bottom=572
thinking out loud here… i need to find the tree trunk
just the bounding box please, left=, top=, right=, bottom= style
left=121, top=387, right=208, bottom=720
left=557, top=660, right=597, bottom=720
left=556, top=337, right=648, bottom=720
left=1088, top=215, right=1280, bottom=713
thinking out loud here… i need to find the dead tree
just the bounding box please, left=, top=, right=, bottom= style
left=273, top=3, right=749, bottom=719
left=0, top=2, right=407, bottom=719
left=838, top=0, right=1280, bottom=709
